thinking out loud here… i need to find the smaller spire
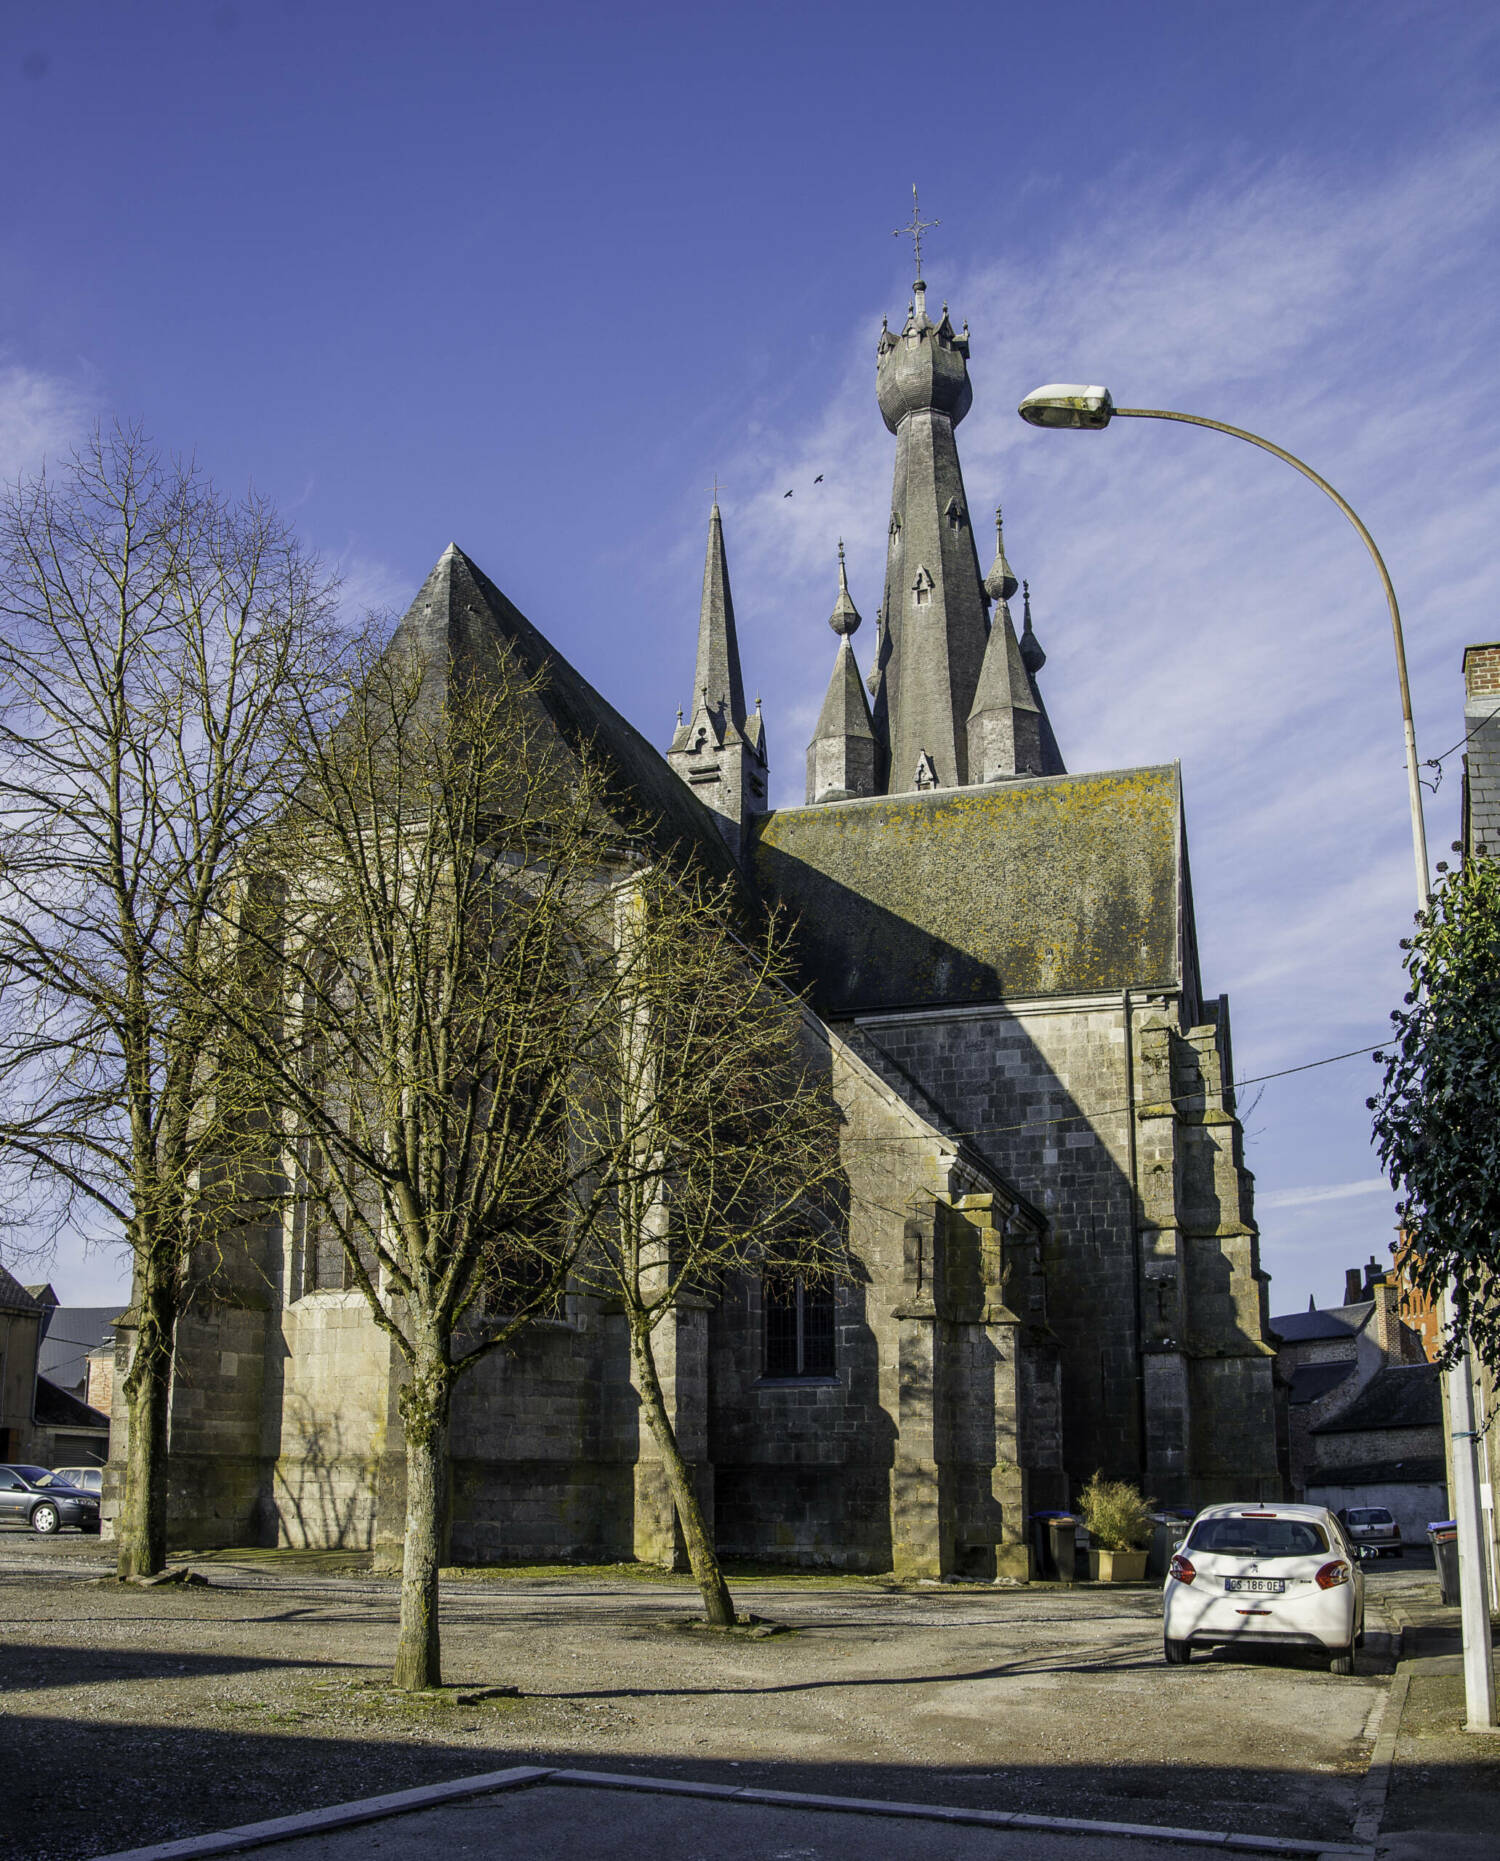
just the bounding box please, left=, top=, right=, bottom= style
left=829, top=540, right=862, bottom=636
left=1019, top=580, right=1046, bottom=674
left=984, top=507, right=1018, bottom=604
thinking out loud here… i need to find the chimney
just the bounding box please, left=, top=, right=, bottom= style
left=1369, top=1276, right=1403, bottom=1361
left=1463, top=642, right=1500, bottom=702
left=1344, top=1267, right=1363, bottom=1306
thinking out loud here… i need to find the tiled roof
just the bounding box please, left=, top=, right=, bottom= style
left=1307, top=1456, right=1446, bottom=1487
left=1313, top=1363, right=1442, bottom=1434
left=0, top=1265, right=40, bottom=1315
left=36, top=1307, right=121, bottom=1392
left=1289, top=1361, right=1356, bottom=1406
left=34, top=1375, right=108, bottom=1430
left=1271, top=1302, right=1371, bottom=1343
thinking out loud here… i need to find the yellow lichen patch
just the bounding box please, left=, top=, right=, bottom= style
left=752, top=767, right=1181, bottom=1012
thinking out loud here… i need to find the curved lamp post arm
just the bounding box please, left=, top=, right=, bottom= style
left=1113, top=406, right=1430, bottom=908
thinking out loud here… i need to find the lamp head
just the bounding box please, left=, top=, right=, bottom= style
left=1018, top=384, right=1115, bottom=430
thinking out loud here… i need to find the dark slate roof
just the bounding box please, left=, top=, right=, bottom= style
left=378, top=546, right=742, bottom=888
left=1307, top=1456, right=1447, bottom=1488
left=1271, top=1302, right=1371, bottom=1343
left=34, top=1375, right=108, bottom=1431
left=36, top=1307, right=120, bottom=1392
left=750, top=766, right=1185, bottom=1015
left=1289, top=1361, right=1356, bottom=1406
left=1313, top=1363, right=1442, bottom=1434
left=0, top=1266, right=40, bottom=1315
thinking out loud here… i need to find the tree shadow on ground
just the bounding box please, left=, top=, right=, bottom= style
left=4, top=1712, right=1472, bottom=1861
left=0, top=1640, right=367, bottom=1694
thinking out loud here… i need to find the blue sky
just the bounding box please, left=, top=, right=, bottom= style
left=3, top=1, right=1497, bottom=1312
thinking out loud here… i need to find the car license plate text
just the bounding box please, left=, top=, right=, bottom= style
left=1225, top=1577, right=1285, bottom=1593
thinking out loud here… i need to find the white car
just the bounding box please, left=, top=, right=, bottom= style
left=1162, top=1502, right=1365, bottom=1674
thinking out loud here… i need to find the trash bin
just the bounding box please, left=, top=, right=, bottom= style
left=1030, top=1510, right=1073, bottom=1580
left=1428, top=1520, right=1459, bottom=1604
left=1048, top=1515, right=1078, bottom=1586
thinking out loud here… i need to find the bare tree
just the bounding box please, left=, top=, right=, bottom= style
left=244, top=644, right=635, bottom=1689
left=240, top=633, right=851, bottom=1682
left=0, top=423, right=340, bottom=1578
left=579, top=867, right=850, bottom=1626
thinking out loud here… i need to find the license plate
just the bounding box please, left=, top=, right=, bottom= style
left=1225, top=1577, right=1284, bottom=1593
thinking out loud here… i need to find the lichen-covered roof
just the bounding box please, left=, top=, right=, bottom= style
left=751, top=766, right=1184, bottom=1014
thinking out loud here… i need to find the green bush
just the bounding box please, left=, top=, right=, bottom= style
left=1077, top=1471, right=1155, bottom=1551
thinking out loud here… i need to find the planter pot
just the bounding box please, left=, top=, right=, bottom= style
left=1088, top=1548, right=1149, bottom=1583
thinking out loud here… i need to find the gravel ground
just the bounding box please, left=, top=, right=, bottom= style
left=0, top=1532, right=1402, bottom=1860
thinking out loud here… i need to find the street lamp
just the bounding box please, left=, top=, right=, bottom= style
left=1020, top=383, right=1496, bottom=1731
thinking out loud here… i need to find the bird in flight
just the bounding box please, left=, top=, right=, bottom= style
left=783, top=489, right=793, bottom=498
left=814, top=474, right=824, bottom=483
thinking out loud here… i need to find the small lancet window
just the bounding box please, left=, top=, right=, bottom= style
left=763, top=1272, right=836, bottom=1378
left=944, top=497, right=967, bottom=531
left=912, top=566, right=933, bottom=607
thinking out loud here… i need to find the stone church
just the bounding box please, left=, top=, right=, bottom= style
left=108, top=265, right=1281, bottom=1579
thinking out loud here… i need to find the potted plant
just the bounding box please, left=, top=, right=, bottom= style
left=1078, top=1472, right=1154, bottom=1582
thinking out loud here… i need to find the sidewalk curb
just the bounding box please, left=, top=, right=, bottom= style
left=87, top=1763, right=1376, bottom=1861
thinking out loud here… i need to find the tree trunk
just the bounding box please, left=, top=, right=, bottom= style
left=629, top=1321, right=736, bottom=1627
left=393, top=1363, right=452, bottom=1690
left=115, top=1268, right=176, bottom=1581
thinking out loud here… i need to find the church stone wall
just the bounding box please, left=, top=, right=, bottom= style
left=275, top=1290, right=391, bottom=1550
left=446, top=1305, right=636, bottom=1565
left=853, top=992, right=1278, bottom=1507
left=709, top=1273, right=897, bottom=1572
left=854, top=996, right=1143, bottom=1491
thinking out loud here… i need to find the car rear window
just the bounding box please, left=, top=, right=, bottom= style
left=1347, top=1509, right=1392, bottom=1525
left=1187, top=1516, right=1329, bottom=1558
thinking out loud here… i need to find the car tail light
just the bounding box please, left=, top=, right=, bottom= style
left=1169, top=1553, right=1196, bottom=1585
left=1315, top=1559, right=1351, bottom=1590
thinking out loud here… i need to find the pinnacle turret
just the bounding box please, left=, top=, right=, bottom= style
left=807, top=545, right=877, bottom=805
left=829, top=540, right=861, bottom=636
left=984, top=508, right=1018, bottom=604
left=1019, top=581, right=1045, bottom=674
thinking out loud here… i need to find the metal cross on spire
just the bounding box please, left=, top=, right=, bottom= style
left=893, top=184, right=939, bottom=279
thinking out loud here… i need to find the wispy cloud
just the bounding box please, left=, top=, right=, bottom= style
left=1258, top=1177, right=1391, bottom=1211
left=0, top=361, right=93, bottom=482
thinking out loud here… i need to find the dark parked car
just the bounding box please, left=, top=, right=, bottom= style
left=0, top=1464, right=101, bottom=1534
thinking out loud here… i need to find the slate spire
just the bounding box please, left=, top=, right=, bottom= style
left=690, top=499, right=747, bottom=741
left=869, top=261, right=988, bottom=792
left=807, top=542, right=877, bottom=805
left=666, top=501, right=767, bottom=856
